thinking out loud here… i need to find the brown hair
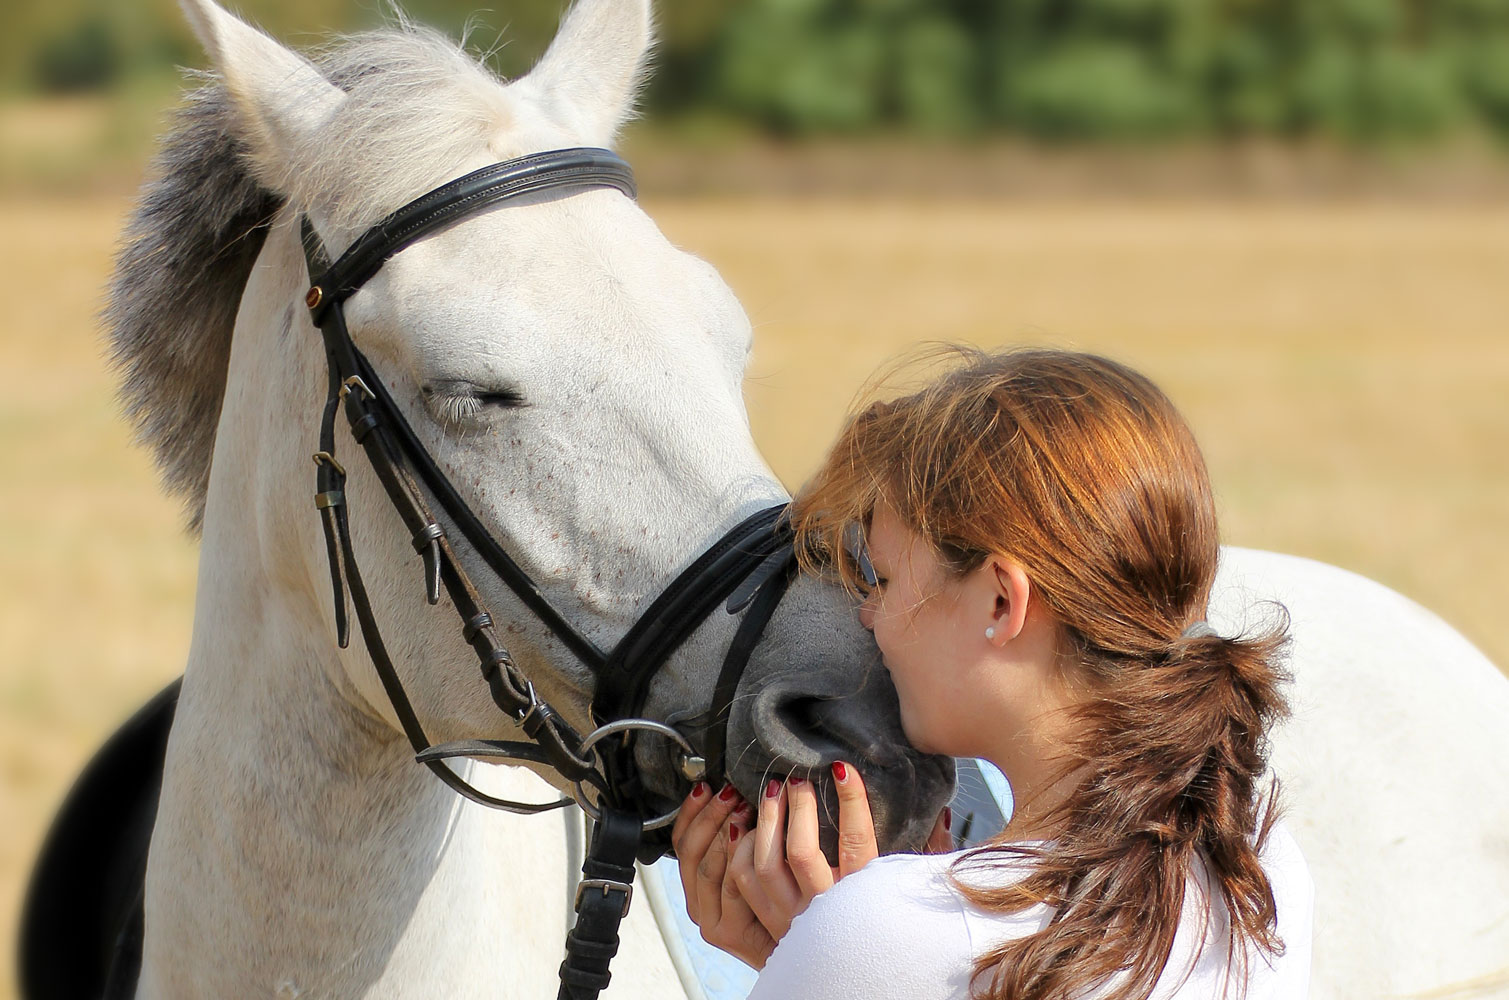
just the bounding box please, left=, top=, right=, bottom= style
left=792, top=347, right=1290, bottom=1000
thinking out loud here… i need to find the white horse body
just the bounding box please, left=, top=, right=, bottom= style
left=1212, top=549, right=1509, bottom=1000
left=122, top=1, right=1507, bottom=998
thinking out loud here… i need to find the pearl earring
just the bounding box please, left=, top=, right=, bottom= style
left=985, top=627, right=996, bottom=641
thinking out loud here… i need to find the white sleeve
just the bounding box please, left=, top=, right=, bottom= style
left=746, top=858, right=977, bottom=1000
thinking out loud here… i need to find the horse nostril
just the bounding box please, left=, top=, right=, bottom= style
left=750, top=690, right=842, bottom=767
left=754, top=688, right=902, bottom=770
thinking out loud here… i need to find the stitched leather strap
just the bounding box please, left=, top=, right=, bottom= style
left=299, top=146, right=801, bottom=827
left=559, top=810, right=642, bottom=1000
left=294, top=144, right=812, bottom=1000
left=347, top=346, right=610, bottom=671
left=309, top=148, right=635, bottom=324
left=591, top=505, right=791, bottom=727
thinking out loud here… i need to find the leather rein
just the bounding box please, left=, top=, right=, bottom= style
left=298, top=147, right=796, bottom=999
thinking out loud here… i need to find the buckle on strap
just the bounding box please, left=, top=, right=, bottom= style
left=339, top=375, right=376, bottom=401
left=312, top=451, right=347, bottom=477
left=574, top=878, right=633, bottom=918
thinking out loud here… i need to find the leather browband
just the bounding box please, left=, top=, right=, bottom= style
left=309, top=148, right=637, bottom=324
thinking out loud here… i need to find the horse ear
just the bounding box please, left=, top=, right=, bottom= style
left=512, top=0, right=654, bottom=146
left=178, top=0, right=344, bottom=193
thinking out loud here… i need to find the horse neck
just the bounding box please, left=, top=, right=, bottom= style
left=139, top=209, right=579, bottom=998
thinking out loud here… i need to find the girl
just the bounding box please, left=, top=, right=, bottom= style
left=672, top=349, right=1312, bottom=999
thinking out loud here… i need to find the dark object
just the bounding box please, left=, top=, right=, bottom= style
left=19, top=679, right=180, bottom=1000
left=560, top=810, right=643, bottom=999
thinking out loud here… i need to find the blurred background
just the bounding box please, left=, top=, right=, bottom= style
left=3, top=1, right=1507, bottom=995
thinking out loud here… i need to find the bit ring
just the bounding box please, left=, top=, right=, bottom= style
left=571, top=719, right=696, bottom=831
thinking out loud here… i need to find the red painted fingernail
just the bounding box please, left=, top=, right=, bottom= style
left=832, top=761, right=849, bottom=783
left=728, top=823, right=741, bottom=843
left=765, top=778, right=781, bottom=799
left=718, top=784, right=738, bottom=802
left=788, top=775, right=806, bottom=787
left=944, top=807, right=952, bottom=831
left=690, top=781, right=708, bottom=800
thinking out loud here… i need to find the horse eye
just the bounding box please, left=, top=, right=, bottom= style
left=475, top=389, right=526, bottom=409
left=421, top=381, right=525, bottom=426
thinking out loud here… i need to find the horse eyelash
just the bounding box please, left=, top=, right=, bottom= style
left=423, top=384, right=526, bottom=427
left=475, top=389, right=526, bottom=409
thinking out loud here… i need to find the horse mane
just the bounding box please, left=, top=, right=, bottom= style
left=107, top=21, right=518, bottom=532
left=106, top=77, right=281, bottom=534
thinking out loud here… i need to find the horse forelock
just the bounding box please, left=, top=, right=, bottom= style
left=303, top=24, right=522, bottom=234
left=107, top=24, right=531, bottom=533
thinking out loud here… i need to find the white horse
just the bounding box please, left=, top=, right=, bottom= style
left=91, top=0, right=953, bottom=997
left=35, top=0, right=1509, bottom=998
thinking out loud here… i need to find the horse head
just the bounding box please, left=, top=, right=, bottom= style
left=123, top=0, right=952, bottom=855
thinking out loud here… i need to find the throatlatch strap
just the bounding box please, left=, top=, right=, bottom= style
left=559, top=810, right=643, bottom=1000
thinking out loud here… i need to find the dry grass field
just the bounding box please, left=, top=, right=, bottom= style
left=2, top=186, right=1507, bottom=997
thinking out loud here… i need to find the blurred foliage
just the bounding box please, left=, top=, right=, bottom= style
left=4, top=0, right=1509, bottom=143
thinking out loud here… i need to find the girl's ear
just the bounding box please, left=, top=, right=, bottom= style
left=987, top=560, right=1032, bottom=646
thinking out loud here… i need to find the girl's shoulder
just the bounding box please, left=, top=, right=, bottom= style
left=826, top=843, right=1040, bottom=911
left=752, top=825, right=1312, bottom=1000
left=811, top=847, right=1057, bottom=956
left=799, top=850, right=972, bottom=929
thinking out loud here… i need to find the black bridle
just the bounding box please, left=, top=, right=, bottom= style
left=298, top=147, right=797, bottom=999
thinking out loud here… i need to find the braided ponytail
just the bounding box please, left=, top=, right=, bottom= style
left=947, top=620, right=1290, bottom=1000
left=792, top=348, right=1294, bottom=1000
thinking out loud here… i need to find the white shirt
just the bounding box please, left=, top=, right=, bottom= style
left=747, top=822, right=1313, bottom=1000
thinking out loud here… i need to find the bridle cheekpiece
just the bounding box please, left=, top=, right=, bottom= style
left=298, top=147, right=797, bottom=1000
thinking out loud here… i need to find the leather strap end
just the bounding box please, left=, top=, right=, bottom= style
left=726, top=545, right=797, bottom=615
left=318, top=505, right=351, bottom=649
left=421, top=541, right=442, bottom=606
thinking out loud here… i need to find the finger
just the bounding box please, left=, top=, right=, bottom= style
left=693, top=795, right=750, bottom=929
left=729, top=814, right=794, bottom=943
left=752, top=778, right=803, bottom=920
left=710, top=829, right=779, bottom=969
left=675, top=783, right=744, bottom=864
left=670, top=780, right=712, bottom=847
left=832, top=760, right=879, bottom=877
left=783, top=775, right=835, bottom=900
left=925, top=806, right=954, bottom=854
left=674, top=783, right=744, bottom=921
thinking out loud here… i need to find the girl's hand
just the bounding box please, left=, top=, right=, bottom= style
left=670, top=780, right=774, bottom=968
left=734, top=761, right=880, bottom=943
left=672, top=761, right=881, bottom=969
